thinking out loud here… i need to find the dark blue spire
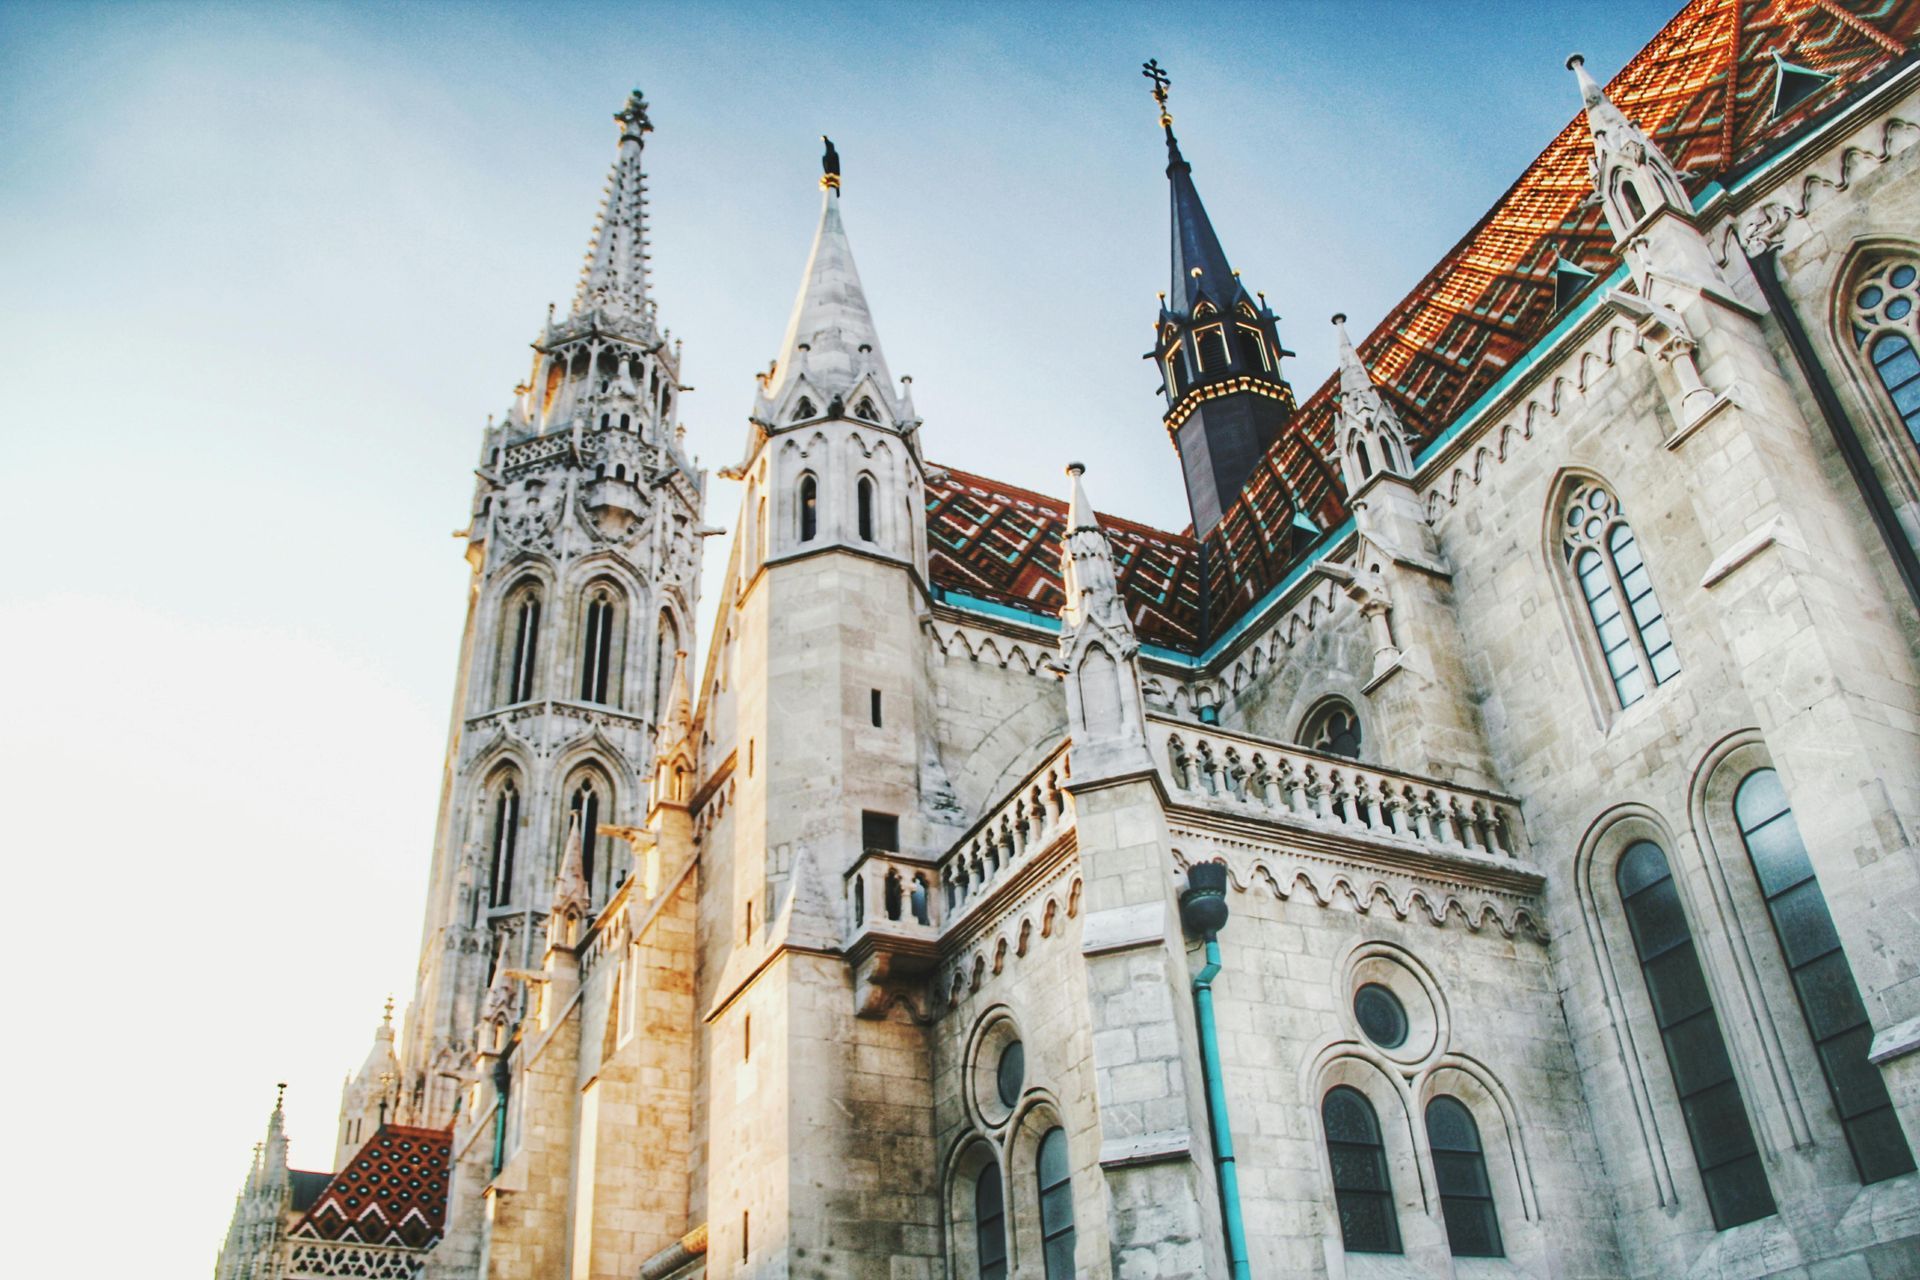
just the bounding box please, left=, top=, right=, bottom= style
left=1141, top=58, right=1296, bottom=538
left=1164, top=131, right=1247, bottom=318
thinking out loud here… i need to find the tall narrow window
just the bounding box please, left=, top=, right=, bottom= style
left=1197, top=326, right=1229, bottom=371
left=652, top=613, right=677, bottom=726
left=1851, top=259, right=1920, bottom=448
left=568, top=779, right=604, bottom=903
left=1735, top=769, right=1915, bottom=1183
left=1036, top=1126, right=1075, bottom=1279
left=488, top=782, right=520, bottom=908
left=870, top=689, right=883, bottom=727
left=578, top=587, right=618, bottom=704
left=857, top=476, right=876, bottom=542
left=1615, top=839, right=1775, bottom=1228
left=974, top=1161, right=1008, bottom=1280
left=1620, top=180, right=1647, bottom=224
left=1562, top=481, right=1678, bottom=709
left=1323, top=1086, right=1401, bottom=1254
left=757, top=493, right=769, bottom=560
left=505, top=590, right=541, bottom=703
left=799, top=475, right=818, bottom=542
left=1425, top=1097, right=1502, bottom=1257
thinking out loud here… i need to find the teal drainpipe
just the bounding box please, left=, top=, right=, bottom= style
left=1181, top=861, right=1252, bottom=1279
left=490, top=1049, right=513, bottom=1178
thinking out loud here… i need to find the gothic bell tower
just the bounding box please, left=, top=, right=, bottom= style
left=1143, top=60, right=1297, bottom=536
left=395, top=89, right=708, bottom=1129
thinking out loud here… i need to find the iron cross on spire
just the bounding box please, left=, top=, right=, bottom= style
left=1142, top=58, right=1173, bottom=131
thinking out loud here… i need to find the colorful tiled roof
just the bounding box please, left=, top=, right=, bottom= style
left=926, top=0, right=1917, bottom=654
left=927, top=467, right=1203, bottom=651
left=289, top=1124, right=452, bottom=1249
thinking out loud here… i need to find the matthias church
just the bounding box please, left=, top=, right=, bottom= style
left=218, top=1, right=1920, bottom=1276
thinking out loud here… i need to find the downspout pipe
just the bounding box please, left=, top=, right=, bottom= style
left=1180, top=860, right=1252, bottom=1279
left=490, top=1045, right=513, bottom=1178
left=1744, top=246, right=1920, bottom=610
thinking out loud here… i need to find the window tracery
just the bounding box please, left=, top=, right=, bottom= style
left=577, top=585, right=620, bottom=705
left=1850, top=257, right=1920, bottom=448
left=502, top=583, right=542, bottom=704
left=1301, top=699, right=1362, bottom=759
left=487, top=779, right=520, bottom=909
left=1561, top=481, right=1677, bottom=709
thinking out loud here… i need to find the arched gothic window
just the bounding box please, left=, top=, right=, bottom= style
left=1561, top=481, right=1678, bottom=709
left=757, top=493, right=769, bottom=561
left=793, top=396, right=815, bottom=421
left=857, top=476, right=876, bottom=542
left=578, top=585, right=620, bottom=704
left=799, top=475, right=818, bottom=542
left=503, top=584, right=541, bottom=704
left=1850, top=258, right=1920, bottom=447
left=567, top=777, right=606, bottom=902
left=487, top=780, right=520, bottom=908
left=1734, top=769, right=1915, bottom=1183
left=1302, top=699, right=1363, bottom=759
left=1615, top=839, right=1775, bottom=1227
left=974, top=1161, right=1008, bottom=1280
left=1036, top=1126, right=1075, bottom=1279
left=855, top=396, right=879, bottom=421
left=652, top=612, right=679, bottom=726
left=1323, top=1086, right=1400, bottom=1254
left=1425, top=1097, right=1502, bottom=1257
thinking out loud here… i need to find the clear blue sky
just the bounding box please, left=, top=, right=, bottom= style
left=0, top=0, right=1679, bottom=1267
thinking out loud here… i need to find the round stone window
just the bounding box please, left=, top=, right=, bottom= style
left=1354, top=983, right=1408, bottom=1049
left=996, top=1040, right=1025, bottom=1109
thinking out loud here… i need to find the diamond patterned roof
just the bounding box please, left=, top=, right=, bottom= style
left=289, top=1124, right=452, bottom=1250
left=926, top=0, right=1916, bottom=655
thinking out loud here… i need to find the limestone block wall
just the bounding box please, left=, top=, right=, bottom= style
left=925, top=616, right=1067, bottom=821
left=1417, top=168, right=1920, bottom=1271
left=931, top=851, right=1110, bottom=1279
left=1168, top=835, right=1624, bottom=1279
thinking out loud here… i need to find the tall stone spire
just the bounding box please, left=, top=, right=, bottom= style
left=334, top=1000, right=402, bottom=1167
left=1142, top=60, right=1297, bottom=538
left=572, top=89, right=655, bottom=323
left=753, top=141, right=900, bottom=431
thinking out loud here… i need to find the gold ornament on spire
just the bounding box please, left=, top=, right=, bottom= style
left=1142, top=58, right=1173, bottom=131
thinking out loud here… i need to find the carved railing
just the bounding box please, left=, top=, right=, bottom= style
left=1148, top=716, right=1527, bottom=861
left=845, top=850, right=942, bottom=948
left=282, top=1239, right=430, bottom=1279
left=938, top=744, right=1075, bottom=931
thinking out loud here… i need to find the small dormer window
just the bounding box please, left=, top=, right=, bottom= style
left=856, top=397, right=878, bottom=420
left=1619, top=179, right=1646, bottom=225
left=793, top=397, right=816, bottom=421
left=1770, top=53, right=1833, bottom=119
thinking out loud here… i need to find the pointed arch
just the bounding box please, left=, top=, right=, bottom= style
left=1545, top=470, right=1678, bottom=723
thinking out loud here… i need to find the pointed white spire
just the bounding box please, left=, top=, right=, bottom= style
left=1331, top=313, right=1414, bottom=490
left=1060, top=463, right=1130, bottom=638
left=1566, top=53, right=1691, bottom=240
left=572, top=90, right=655, bottom=323
left=756, top=151, right=897, bottom=426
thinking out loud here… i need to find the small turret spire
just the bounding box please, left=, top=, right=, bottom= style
left=552, top=812, right=591, bottom=921
left=1566, top=53, right=1691, bottom=243
left=573, top=89, right=655, bottom=321
left=1331, top=312, right=1414, bottom=491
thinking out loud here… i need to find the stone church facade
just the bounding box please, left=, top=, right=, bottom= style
left=219, top=1, right=1920, bottom=1276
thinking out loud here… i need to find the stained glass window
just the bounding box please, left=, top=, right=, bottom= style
left=1563, top=482, right=1678, bottom=709
left=1323, top=1086, right=1400, bottom=1253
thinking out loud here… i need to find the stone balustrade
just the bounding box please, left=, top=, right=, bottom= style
left=1148, top=715, right=1527, bottom=861
left=845, top=850, right=941, bottom=947
left=938, top=744, right=1075, bottom=931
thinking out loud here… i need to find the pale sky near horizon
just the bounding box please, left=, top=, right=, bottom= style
left=0, top=0, right=1678, bottom=1268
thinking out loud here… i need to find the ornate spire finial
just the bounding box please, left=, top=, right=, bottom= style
left=820, top=136, right=841, bottom=192
left=275, top=1082, right=287, bottom=1110
left=1142, top=58, right=1173, bottom=133
left=382, top=995, right=394, bottom=1026
left=615, top=88, right=652, bottom=140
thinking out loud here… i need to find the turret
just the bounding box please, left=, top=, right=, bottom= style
left=1059, top=463, right=1154, bottom=781
left=333, top=999, right=402, bottom=1168
left=1567, top=54, right=1692, bottom=253
left=1142, top=60, right=1296, bottom=536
